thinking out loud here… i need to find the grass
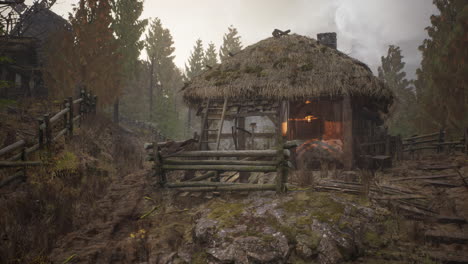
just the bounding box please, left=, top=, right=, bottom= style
left=280, top=191, right=345, bottom=224
left=0, top=98, right=17, bottom=110
left=207, top=202, right=245, bottom=228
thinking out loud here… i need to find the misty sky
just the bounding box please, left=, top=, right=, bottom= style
left=34, top=0, right=436, bottom=79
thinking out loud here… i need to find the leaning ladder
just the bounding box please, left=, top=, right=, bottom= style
left=198, top=98, right=228, bottom=150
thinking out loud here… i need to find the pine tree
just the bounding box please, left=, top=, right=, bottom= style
left=145, top=18, right=175, bottom=120
left=143, top=18, right=185, bottom=138
left=203, top=42, right=218, bottom=69
left=44, top=0, right=121, bottom=109
left=185, top=39, right=204, bottom=79
left=416, top=0, right=467, bottom=133
left=219, top=25, right=242, bottom=62
left=110, top=0, right=148, bottom=122
left=378, top=45, right=417, bottom=136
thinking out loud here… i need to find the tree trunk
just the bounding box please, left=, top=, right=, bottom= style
left=149, top=58, right=154, bottom=120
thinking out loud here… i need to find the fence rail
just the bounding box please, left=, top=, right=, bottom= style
left=146, top=140, right=291, bottom=193
left=0, top=90, right=97, bottom=188
left=359, top=128, right=467, bottom=164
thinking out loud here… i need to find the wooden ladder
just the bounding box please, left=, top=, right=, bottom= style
left=198, top=98, right=228, bottom=150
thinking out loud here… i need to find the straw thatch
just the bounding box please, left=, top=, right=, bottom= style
left=183, top=34, right=392, bottom=104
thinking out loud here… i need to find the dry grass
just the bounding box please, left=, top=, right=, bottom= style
left=184, top=34, right=392, bottom=105
left=0, top=114, right=143, bottom=263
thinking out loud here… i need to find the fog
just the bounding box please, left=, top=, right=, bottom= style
left=33, top=0, right=437, bottom=78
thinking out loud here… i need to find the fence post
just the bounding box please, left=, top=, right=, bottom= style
left=396, top=135, right=402, bottom=161
left=20, top=147, right=26, bottom=178
left=67, top=97, right=74, bottom=138
left=438, top=128, right=445, bottom=153
left=80, top=89, right=85, bottom=121
left=44, top=114, right=51, bottom=150
left=63, top=99, right=68, bottom=140
left=275, top=142, right=289, bottom=194
left=385, top=135, right=391, bottom=156
left=38, top=118, right=44, bottom=149
left=87, top=91, right=91, bottom=114
left=153, top=142, right=166, bottom=186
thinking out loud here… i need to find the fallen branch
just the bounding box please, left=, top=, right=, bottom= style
left=139, top=206, right=159, bottom=219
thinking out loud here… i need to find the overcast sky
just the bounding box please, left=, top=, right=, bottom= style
left=35, top=0, right=436, bottom=79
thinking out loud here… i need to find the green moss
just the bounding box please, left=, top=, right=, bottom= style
left=192, top=252, right=208, bottom=264
left=364, top=231, right=388, bottom=248
left=280, top=192, right=345, bottom=224
left=266, top=217, right=297, bottom=243
left=296, top=215, right=313, bottom=226
left=207, top=202, right=245, bottom=228
left=0, top=98, right=17, bottom=110
left=54, top=151, right=79, bottom=171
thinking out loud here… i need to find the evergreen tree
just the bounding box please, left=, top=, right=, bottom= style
left=145, top=18, right=175, bottom=119
left=416, top=0, right=467, bottom=133
left=219, top=25, right=242, bottom=62
left=203, top=42, right=218, bottom=69
left=44, top=0, right=121, bottom=109
left=111, top=0, right=148, bottom=122
left=378, top=45, right=416, bottom=136
left=143, top=18, right=185, bottom=138
left=185, top=39, right=204, bottom=79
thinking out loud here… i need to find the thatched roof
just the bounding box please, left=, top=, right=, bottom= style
left=183, top=34, right=392, bottom=104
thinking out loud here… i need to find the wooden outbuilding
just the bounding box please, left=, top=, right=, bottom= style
left=183, top=33, right=392, bottom=170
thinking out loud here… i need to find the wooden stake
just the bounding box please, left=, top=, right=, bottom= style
left=44, top=114, right=51, bottom=149
left=68, top=97, right=74, bottom=137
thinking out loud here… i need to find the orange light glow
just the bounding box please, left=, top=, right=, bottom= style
left=305, top=100, right=311, bottom=104
left=288, top=116, right=319, bottom=122
left=281, top=122, right=288, bottom=136
left=304, top=115, right=318, bottom=123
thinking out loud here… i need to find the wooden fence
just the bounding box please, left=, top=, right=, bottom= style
left=359, top=128, right=467, bottom=164
left=0, top=90, right=97, bottom=188
left=145, top=141, right=292, bottom=193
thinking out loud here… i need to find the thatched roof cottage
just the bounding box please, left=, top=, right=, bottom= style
left=183, top=33, right=392, bottom=169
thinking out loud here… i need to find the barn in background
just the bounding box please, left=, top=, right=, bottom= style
left=183, top=33, right=392, bottom=170
left=0, top=0, right=68, bottom=98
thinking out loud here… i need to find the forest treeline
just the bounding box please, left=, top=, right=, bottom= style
left=378, top=0, right=467, bottom=137
left=42, top=0, right=242, bottom=140
left=42, top=0, right=466, bottom=139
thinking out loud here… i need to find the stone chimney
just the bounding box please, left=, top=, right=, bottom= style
left=317, top=32, right=337, bottom=49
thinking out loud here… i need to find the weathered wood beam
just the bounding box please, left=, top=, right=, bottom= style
left=49, top=108, right=70, bottom=124
left=163, top=159, right=278, bottom=166
left=0, top=140, right=25, bottom=157
left=389, top=174, right=458, bottom=182
left=0, top=161, right=42, bottom=168
left=0, top=171, right=25, bottom=188
left=73, top=98, right=84, bottom=104
left=165, top=150, right=277, bottom=158
left=166, top=181, right=241, bottom=188
left=165, top=184, right=277, bottom=192
left=403, top=138, right=439, bottom=146
left=403, top=132, right=439, bottom=141
left=52, top=128, right=68, bottom=142
left=162, top=164, right=276, bottom=172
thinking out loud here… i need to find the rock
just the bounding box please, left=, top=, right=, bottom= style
left=194, top=218, right=218, bottom=244
left=317, top=236, right=343, bottom=264
left=207, top=234, right=289, bottom=264
left=295, top=234, right=320, bottom=259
